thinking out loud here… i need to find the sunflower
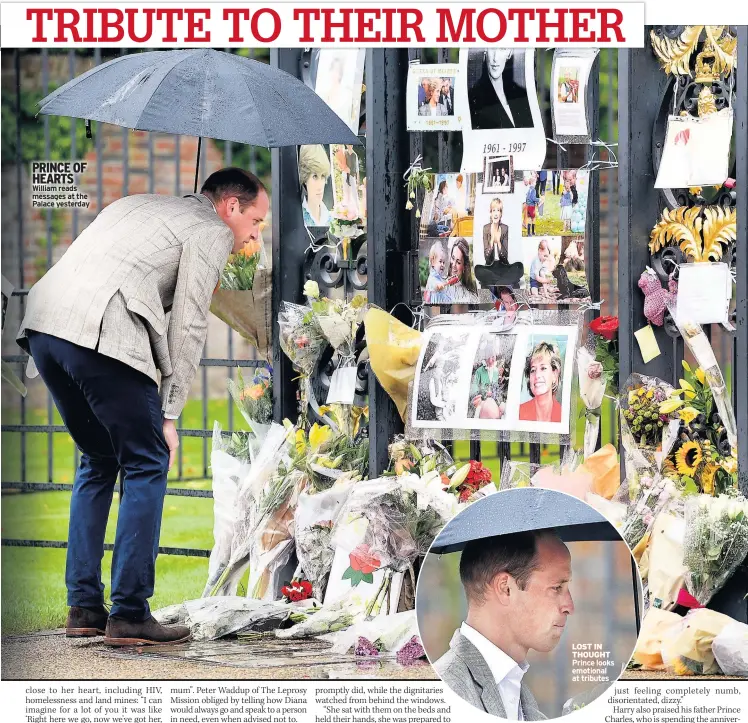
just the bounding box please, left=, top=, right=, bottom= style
left=675, top=441, right=703, bottom=476
left=699, top=462, right=718, bottom=495
left=662, top=457, right=678, bottom=479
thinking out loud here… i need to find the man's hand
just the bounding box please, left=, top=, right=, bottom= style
left=163, top=419, right=179, bottom=471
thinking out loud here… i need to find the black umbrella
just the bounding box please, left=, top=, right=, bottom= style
left=430, top=488, right=621, bottom=554
left=38, top=49, right=360, bottom=190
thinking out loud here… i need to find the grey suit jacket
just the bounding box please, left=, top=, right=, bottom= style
left=433, top=630, right=546, bottom=720
left=17, top=193, right=233, bottom=417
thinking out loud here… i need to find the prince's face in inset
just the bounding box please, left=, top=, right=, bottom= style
left=507, top=536, right=574, bottom=653
left=486, top=49, right=513, bottom=80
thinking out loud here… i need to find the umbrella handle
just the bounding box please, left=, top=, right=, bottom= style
left=193, top=136, right=202, bottom=194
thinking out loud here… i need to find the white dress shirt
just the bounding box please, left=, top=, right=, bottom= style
left=461, top=622, right=530, bottom=720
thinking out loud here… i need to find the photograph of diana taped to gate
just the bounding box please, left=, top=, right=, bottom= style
left=416, top=488, right=642, bottom=720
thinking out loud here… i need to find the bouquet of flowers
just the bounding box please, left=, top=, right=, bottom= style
left=682, top=494, right=748, bottom=604
left=306, top=284, right=367, bottom=367
left=278, top=300, right=328, bottom=377
left=660, top=361, right=738, bottom=496
left=619, top=474, right=679, bottom=549
left=227, top=366, right=273, bottom=432
left=208, top=423, right=296, bottom=598
left=210, top=246, right=272, bottom=360
left=442, top=460, right=494, bottom=504
left=331, top=479, right=448, bottom=617
left=294, top=480, right=355, bottom=600
left=385, top=436, right=453, bottom=478
left=619, top=374, right=680, bottom=480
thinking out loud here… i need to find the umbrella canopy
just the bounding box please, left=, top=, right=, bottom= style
left=38, top=49, right=360, bottom=148
left=430, top=488, right=621, bottom=555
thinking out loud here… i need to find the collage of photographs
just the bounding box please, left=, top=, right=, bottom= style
left=419, top=166, right=591, bottom=306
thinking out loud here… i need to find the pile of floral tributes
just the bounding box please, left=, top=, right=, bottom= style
left=156, top=289, right=501, bottom=664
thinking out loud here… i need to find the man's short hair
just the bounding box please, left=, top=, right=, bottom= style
left=201, top=168, right=266, bottom=210
left=460, top=529, right=560, bottom=602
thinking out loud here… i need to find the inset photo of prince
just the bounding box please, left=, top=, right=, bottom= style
left=416, top=488, right=642, bottom=720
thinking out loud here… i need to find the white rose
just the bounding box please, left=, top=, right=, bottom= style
left=303, top=280, right=320, bottom=299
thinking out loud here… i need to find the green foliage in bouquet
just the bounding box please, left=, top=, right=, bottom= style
left=220, top=250, right=261, bottom=290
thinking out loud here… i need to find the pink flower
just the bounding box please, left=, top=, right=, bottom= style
left=587, top=361, right=603, bottom=380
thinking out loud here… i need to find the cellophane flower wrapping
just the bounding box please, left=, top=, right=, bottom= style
left=619, top=475, right=680, bottom=551
left=331, top=478, right=446, bottom=575
left=277, top=301, right=327, bottom=377
left=207, top=423, right=290, bottom=597
left=671, top=316, right=737, bottom=454
left=712, top=621, right=748, bottom=676
left=619, top=374, right=680, bottom=483
left=682, top=494, right=748, bottom=605
left=660, top=608, right=735, bottom=675
left=294, top=481, right=355, bottom=600
left=322, top=610, right=423, bottom=660
left=183, top=597, right=296, bottom=641
left=202, top=422, right=252, bottom=596
left=227, top=366, right=273, bottom=438
left=577, top=346, right=606, bottom=459
left=274, top=592, right=366, bottom=639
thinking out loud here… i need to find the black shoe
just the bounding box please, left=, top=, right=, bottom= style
left=103, top=615, right=191, bottom=647
left=66, top=605, right=109, bottom=638
left=474, top=261, right=524, bottom=288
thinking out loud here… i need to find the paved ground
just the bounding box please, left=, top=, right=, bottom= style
left=1, top=629, right=435, bottom=680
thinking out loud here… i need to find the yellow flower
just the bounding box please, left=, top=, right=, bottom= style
left=684, top=391, right=696, bottom=400
left=659, top=398, right=684, bottom=414
left=646, top=389, right=654, bottom=399
left=679, top=379, right=695, bottom=393
left=308, top=423, right=332, bottom=452
left=695, top=367, right=706, bottom=385
left=678, top=407, right=701, bottom=425
left=675, top=441, right=703, bottom=476
left=682, top=360, right=691, bottom=373
left=700, top=463, right=718, bottom=495
left=295, top=429, right=307, bottom=456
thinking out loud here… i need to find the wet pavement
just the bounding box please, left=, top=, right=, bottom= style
left=2, top=629, right=436, bottom=680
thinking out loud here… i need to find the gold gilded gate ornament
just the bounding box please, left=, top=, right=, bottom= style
left=649, top=205, right=736, bottom=262
left=650, top=26, right=737, bottom=78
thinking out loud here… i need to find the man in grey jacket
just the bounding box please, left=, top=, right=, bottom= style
left=17, top=168, right=268, bottom=646
left=433, top=530, right=574, bottom=719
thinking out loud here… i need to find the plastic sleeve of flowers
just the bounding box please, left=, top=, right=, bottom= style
left=183, top=597, right=293, bottom=641
left=673, top=317, right=738, bottom=453
left=619, top=374, right=679, bottom=478
left=313, top=300, right=367, bottom=364
left=277, top=301, right=327, bottom=376
left=712, top=621, right=748, bottom=676
left=577, top=346, right=605, bottom=459
left=274, top=595, right=366, bottom=639
left=226, top=370, right=273, bottom=435
left=202, top=422, right=248, bottom=596
left=152, top=602, right=189, bottom=626
left=246, top=468, right=306, bottom=601
left=329, top=478, right=420, bottom=571
left=325, top=611, right=418, bottom=655
left=682, top=494, right=748, bottom=605
left=499, top=460, right=533, bottom=491
left=619, top=476, right=678, bottom=550
left=295, top=484, right=355, bottom=600
left=208, top=423, right=290, bottom=597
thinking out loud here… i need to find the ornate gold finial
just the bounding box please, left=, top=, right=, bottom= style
left=697, top=85, right=718, bottom=116
left=650, top=25, right=737, bottom=78
left=649, top=205, right=736, bottom=262
left=694, top=46, right=719, bottom=84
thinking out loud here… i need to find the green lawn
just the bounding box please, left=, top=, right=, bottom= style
left=1, top=395, right=618, bottom=635
left=526, top=189, right=566, bottom=237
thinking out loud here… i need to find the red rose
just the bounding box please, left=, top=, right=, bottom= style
left=349, top=544, right=381, bottom=574
left=589, top=315, right=619, bottom=342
